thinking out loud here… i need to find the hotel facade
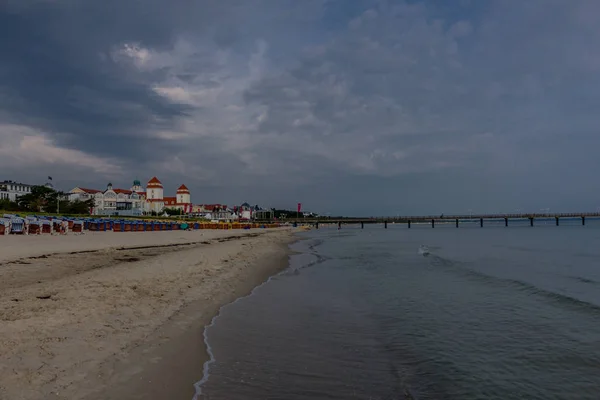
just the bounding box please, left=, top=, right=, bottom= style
left=68, top=177, right=192, bottom=216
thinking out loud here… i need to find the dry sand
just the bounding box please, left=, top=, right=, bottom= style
left=0, top=228, right=295, bottom=400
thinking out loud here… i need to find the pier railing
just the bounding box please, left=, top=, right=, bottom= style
left=285, top=212, right=600, bottom=228
left=290, top=212, right=600, bottom=223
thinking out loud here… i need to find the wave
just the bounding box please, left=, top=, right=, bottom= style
left=283, top=237, right=332, bottom=277
left=307, top=238, right=325, bottom=252
left=282, top=254, right=330, bottom=276
left=571, top=276, right=600, bottom=285
left=504, top=278, right=600, bottom=313
left=426, top=254, right=600, bottom=314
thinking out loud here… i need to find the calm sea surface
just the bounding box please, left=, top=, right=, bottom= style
left=196, top=220, right=600, bottom=399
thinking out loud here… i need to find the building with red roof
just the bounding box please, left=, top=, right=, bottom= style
left=68, top=177, right=193, bottom=216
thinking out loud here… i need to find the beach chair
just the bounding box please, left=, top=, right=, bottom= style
left=72, top=221, right=83, bottom=233
left=28, top=218, right=41, bottom=234
left=0, top=218, right=10, bottom=235
left=41, top=220, right=52, bottom=234
left=10, top=218, right=25, bottom=234
left=113, top=221, right=124, bottom=232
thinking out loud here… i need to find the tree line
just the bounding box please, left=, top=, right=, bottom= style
left=0, top=185, right=94, bottom=215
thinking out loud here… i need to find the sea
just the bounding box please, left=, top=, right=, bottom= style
left=195, top=218, right=600, bottom=400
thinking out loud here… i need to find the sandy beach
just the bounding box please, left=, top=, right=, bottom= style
left=0, top=228, right=295, bottom=400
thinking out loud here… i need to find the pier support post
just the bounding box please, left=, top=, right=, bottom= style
left=555, top=217, right=559, bottom=227
left=582, top=216, right=586, bottom=226
left=480, top=218, right=483, bottom=228
left=361, top=221, right=364, bottom=229
left=408, top=220, right=411, bottom=229
left=384, top=221, right=387, bottom=229
left=456, top=218, right=459, bottom=228
left=529, top=217, right=534, bottom=227
left=431, top=219, right=435, bottom=228
left=504, top=218, right=508, bottom=227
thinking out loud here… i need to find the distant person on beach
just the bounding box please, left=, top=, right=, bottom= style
left=60, top=220, right=68, bottom=235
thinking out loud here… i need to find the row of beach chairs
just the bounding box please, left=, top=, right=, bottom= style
left=1, top=214, right=84, bottom=235
left=0, top=214, right=279, bottom=235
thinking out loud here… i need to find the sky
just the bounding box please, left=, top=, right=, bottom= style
left=1, top=0, right=600, bottom=216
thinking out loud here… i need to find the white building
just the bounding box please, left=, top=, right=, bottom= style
left=162, top=184, right=193, bottom=214
left=238, top=202, right=253, bottom=220
left=69, top=180, right=145, bottom=216
left=68, top=177, right=192, bottom=216
left=0, top=180, right=32, bottom=202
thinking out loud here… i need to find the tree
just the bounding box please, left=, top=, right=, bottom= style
left=0, top=199, right=20, bottom=212
left=14, top=186, right=93, bottom=215
left=17, top=185, right=57, bottom=212
left=62, top=199, right=94, bottom=215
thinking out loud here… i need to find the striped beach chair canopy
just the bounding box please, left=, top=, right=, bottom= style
left=10, top=218, right=25, bottom=232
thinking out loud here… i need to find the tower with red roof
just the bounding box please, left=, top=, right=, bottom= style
left=176, top=184, right=191, bottom=205
left=145, top=177, right=165, bottom=214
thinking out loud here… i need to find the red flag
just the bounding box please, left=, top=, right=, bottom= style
left=297, top=203, right=302, bottom=213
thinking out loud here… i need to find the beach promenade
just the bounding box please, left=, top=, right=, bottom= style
left=0, top=228, right=294, bottom=400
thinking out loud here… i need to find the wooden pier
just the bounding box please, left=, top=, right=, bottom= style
left=287, top=213, right=600, bottom=229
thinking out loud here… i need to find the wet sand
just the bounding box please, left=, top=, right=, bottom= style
left=0, top=228, right=294, bottom=400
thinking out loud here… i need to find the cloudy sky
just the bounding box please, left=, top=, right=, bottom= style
left=1, top=0, right=600, bottom=216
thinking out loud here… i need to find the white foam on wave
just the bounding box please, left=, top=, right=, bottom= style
left=418, top=245, right=430, bottom=256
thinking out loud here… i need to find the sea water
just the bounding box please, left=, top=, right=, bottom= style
left=197, top=220, right=600, bottom=399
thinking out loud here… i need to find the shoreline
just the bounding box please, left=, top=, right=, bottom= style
left=93, top=235, right=296, bottom=400
left=194, top=239, right=302, bottom=400
left=0, top=228, right=296, bottom=400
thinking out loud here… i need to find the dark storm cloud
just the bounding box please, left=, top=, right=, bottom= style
left=0, top=0, right=245, bottom=158
left=3, top=0, right=600, bottom=214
